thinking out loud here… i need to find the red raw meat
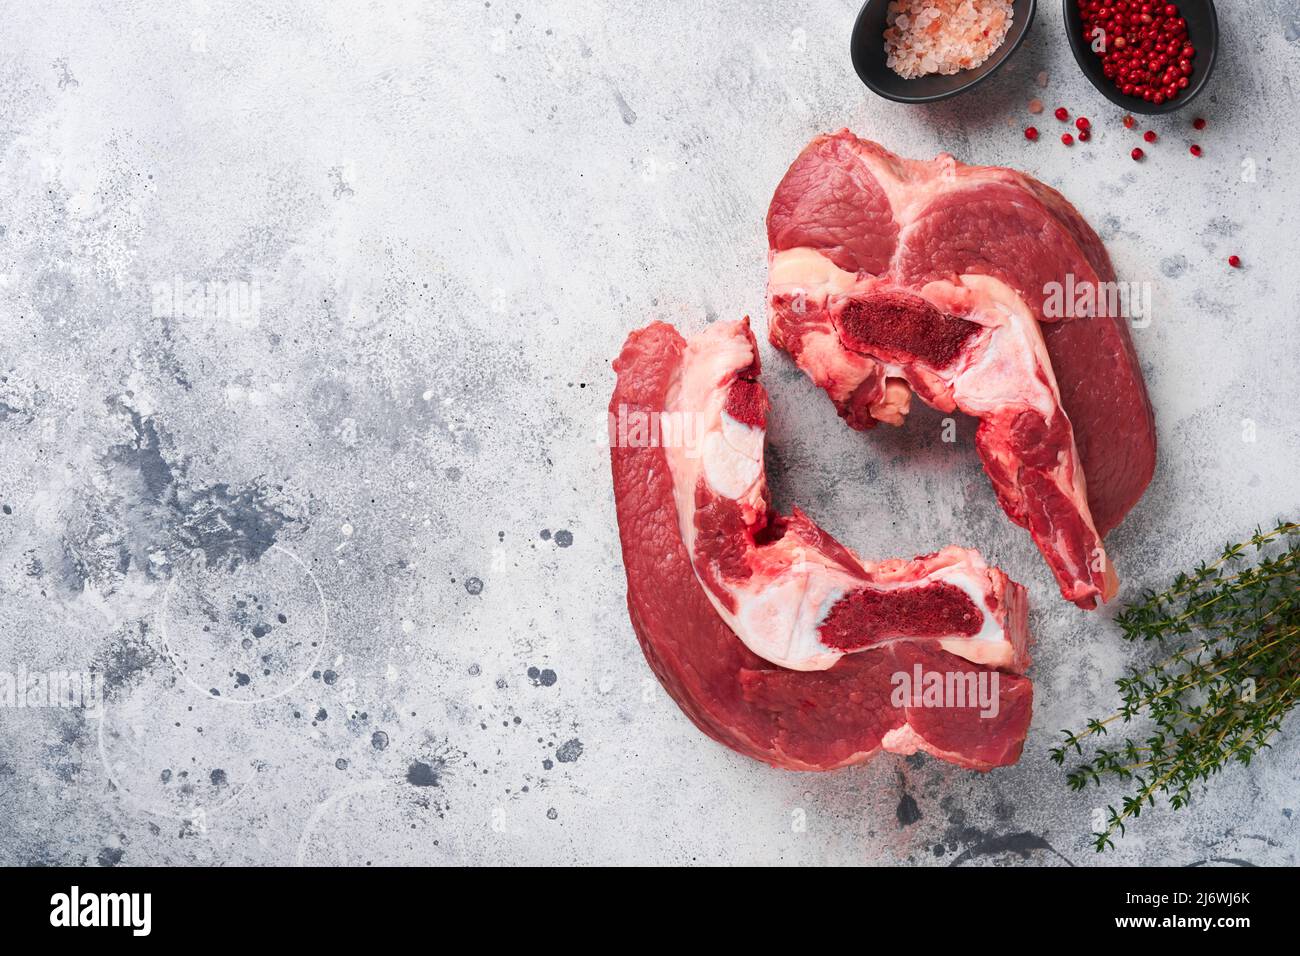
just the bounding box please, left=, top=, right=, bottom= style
left=767, top=131, right=1156, bottom=608
left=609, top=320, right=1032, bottom=771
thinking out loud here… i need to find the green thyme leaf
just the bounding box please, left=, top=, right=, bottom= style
left=1056, top=520, right=1300, bottom=851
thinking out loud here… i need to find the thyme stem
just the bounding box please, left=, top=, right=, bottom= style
left=1050, top=519, right=1300, bottom=852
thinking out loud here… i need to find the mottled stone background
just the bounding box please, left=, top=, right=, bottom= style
left=0, top=1, right=1296, bottom=866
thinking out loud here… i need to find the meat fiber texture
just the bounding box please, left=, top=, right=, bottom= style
left=767, top=131, right=1157, bottom=609
left=609, top=321, right=1032, bottom=771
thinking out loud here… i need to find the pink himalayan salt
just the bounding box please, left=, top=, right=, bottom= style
left=883, top=0, right=1014, bottom=80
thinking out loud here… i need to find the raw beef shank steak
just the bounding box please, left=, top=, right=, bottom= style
left=609, top=319, right=1032, bottom=771
left=767, top=131, right=1156, bottom=609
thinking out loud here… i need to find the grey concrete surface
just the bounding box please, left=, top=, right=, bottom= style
left=0, top=1, right=1297, bottom=866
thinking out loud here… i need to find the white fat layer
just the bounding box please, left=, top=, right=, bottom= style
left=662, top=323, right=764, bottom=559
left=729, top=564, right=851, bottom=672
left=768, top=247, right=869, bottom=299
left=703, top=413, right=763, bottom=500
left=949, top=274, right=1059, bottom=421
left=786, top=325, right=876, bottom=404
left=766, top=250, right=877, bottom=404
left=880, top=723, right=925, bottom=757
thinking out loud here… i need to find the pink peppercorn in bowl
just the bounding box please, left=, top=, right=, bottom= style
left=851, top=0, right=1038, bottom=104
left=1063, top=0, right=1218, bottom=115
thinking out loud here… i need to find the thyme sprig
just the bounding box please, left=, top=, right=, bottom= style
left=1050, top=520, right=1300, bottom=852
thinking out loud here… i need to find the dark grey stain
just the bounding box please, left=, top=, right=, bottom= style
left=108, top=411, right=175, bottom=502
left=98, top=624, right=159, bottom=694
left=1160, top=254, right=1188, bottom=278
left=555, top=738, right=583, bottom=763
left=1188, top=857, right=1258, bottom=867
left=947, top=832, right=1075, bottom=867
left=609, top=85, right=637, bottom=125
left=406, top=760, right=442, bottom=787
left=103, top=408, right=298, bottom=571
left=464, top=577, right=483, bottom=595
left=896, top=793, right=922, bottom=827
left=527, top=666, right=557, bottom=687
left=553, top=529, right=573, bottom=548
left=174, top=482, right=293, bottom=568
left=371, top=731, right=389, bottom=750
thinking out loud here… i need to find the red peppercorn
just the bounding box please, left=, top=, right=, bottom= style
left=1193, top=117, right=1206, bottom=130
left=1144, top=129, right=1157, bottom=142
left=1062, top=132, right=1075, bottom=145
left=1025, top=126, right=1039, bottom=140
left=1228, top=255, right=1241, bottom=268
left=1131, top=147, right=1144, bottom=160
left=1079, top=129, right=1091, bottom=142
left=1075, top=116, right=1091, bottom=131
left=1080, top=1, right=1196, bottom=103
left=1055, top=106, right=1069, bottom=121
left=1189, top=144, right=1202, bottom=156
left=1123, top=114, right=1135, bottom=128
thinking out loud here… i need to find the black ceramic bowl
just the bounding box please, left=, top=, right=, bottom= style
left=1063, top=0, right=1217, bottom=115
left=851, top=0, right=1037, bottom=103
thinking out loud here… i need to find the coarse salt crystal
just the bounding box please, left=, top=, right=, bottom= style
left=883, top=0, right=1015, bottom=80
